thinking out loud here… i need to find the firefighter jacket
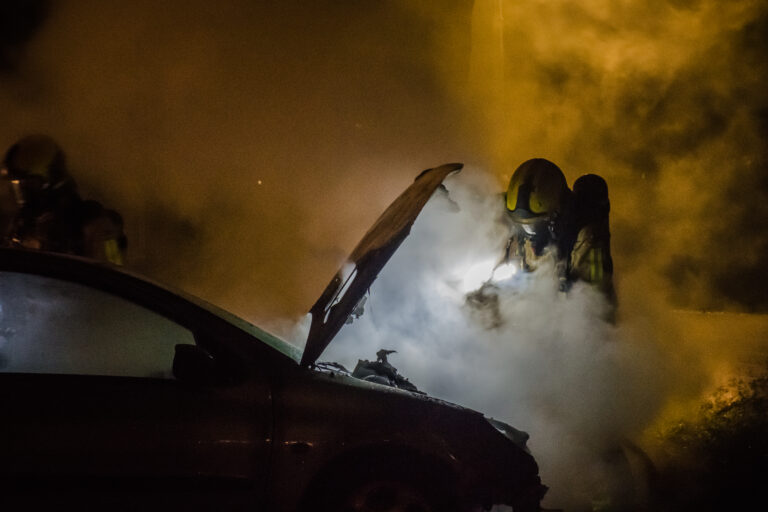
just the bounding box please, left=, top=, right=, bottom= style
left=568, top=218, right=616, bottom=309
left=504, top=229, right=569, bottom=290
left=2, top=190, right=126, bottom=265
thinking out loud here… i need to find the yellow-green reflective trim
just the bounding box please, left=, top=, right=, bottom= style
left=587, top=248, right=604, bottom=284
left=104, top=239, right=124, bottom=266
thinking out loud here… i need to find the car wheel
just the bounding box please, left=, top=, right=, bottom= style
left=304, top=459, right=458, bottom=512
left=341, top=478, right=435, bottom=512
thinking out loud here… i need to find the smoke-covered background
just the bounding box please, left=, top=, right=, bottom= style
left=0, top=0, right=768, bottom=318
left=2, top=0, right=767, bottom=316
left=2, top=0, right=768, bottom=509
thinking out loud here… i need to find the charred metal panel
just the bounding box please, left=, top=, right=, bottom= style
left=301, top=163, right=462, bottom=366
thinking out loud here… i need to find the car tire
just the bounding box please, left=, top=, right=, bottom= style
left=337, top=478, right=436, bottom=512
left=304, top=458, right=457, bottom=512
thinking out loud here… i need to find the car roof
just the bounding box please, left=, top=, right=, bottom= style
left=0, top=247, right=302, bottom=363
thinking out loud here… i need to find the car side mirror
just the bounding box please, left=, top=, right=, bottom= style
left=173, top=344, right=221, bottom=386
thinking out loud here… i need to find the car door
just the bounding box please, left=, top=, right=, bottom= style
left=0, top=269, right=271, bottom=509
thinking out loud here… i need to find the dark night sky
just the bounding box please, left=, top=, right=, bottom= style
left=2, top=0, right=767, bottom=322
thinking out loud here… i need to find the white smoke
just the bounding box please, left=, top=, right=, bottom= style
left=312, top=169, right=673, bottom=510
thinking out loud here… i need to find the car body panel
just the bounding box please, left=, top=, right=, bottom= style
left=0, top=163, right=545, bottom=510
left=301, top=163, right=463, bottom=366
left=0, top=373, right=267, bottom=494
left=0, top=250, right=276, bottom=507
left=269, top=366, right=540, bottom=510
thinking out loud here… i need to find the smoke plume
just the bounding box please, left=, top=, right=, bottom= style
left=316, top=171, right=701, bottom=509
left=445, top=0, right=768, bottom=312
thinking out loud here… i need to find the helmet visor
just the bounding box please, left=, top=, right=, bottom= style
left=522, top=223, right=538, bottom=236
left=7, top=176, right=45, bottom=206
left=520, top=219, right=549, bottom=239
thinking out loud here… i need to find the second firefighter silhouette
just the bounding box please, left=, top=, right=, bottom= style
left=468, top=158, right=615, bottom=325
left=0, top=134, right=126, bottom=265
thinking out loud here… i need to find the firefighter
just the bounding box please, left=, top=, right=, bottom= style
left=503, top=158, right=573, bottom=289
left=0, top=134, right=126, bottom=264
left=466, top=158, right=572, bottom=327
left=503, top=158, right=615, bottom=307
left=569, top=173, right=616, bottom=307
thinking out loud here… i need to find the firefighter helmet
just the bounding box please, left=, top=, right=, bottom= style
left=506, top=158, right=569, bottom=228
left=1, top=134, right=72, bottom=206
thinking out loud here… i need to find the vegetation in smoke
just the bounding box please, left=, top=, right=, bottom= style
left=654, top=361, right=768, bottom=511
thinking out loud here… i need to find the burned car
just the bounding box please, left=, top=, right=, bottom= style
left=0, top=164, right=545, bottom=511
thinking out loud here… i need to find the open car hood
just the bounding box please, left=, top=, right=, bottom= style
left=300, top=163, right=463, bottom=367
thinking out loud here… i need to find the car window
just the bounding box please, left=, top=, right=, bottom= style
left=0, top=271, right=194, bottom=378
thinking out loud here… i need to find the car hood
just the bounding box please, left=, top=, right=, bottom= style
left=300, top=163, right=463, bottom=367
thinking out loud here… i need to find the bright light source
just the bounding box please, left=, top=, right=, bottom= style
left=459, top=258, right=497, bottom=293
left=491, top=261, right=518, bottom=282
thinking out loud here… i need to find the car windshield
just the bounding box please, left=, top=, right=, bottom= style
left=1, top=247, right=305, bottom=367
left=85, top=259, right=304, bottom=364
left=177, top=292, right=303, bottom=363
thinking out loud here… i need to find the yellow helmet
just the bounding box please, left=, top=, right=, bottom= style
left=2, top=134, right=66, bottom=182
left=1, top=134, right=73, bottom=206
left=506, top=158, right=569, bottom=226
